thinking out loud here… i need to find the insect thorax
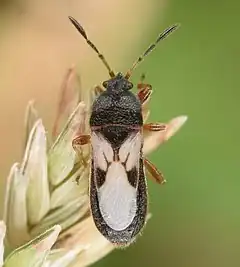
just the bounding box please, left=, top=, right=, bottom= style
left=90, top=90, right=143, bottom=126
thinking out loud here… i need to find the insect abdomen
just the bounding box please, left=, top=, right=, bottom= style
left=90, top=159, right=147, bottom=245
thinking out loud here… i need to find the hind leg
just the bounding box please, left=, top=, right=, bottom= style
left=144, top=158, right=166, bottom=185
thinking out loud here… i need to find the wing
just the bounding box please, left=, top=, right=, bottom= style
left=91, top=130, right=143, bottom=231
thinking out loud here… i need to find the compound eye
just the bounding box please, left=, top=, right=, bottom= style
left=127, top=82, right=133, bottom=90
left=102, top=81, right=108, bottom=88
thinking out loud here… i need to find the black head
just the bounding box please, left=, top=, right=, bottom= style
left=102, top=73, right=133, bottom=93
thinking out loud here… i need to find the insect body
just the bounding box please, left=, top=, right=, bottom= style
left=69, top=16, right=179, bottom=246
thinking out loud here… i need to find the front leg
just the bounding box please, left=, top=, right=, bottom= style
left=90, top=85, right=105, bottom=104
left=136, top=74, right=153, bottom=105
left=72, top=134, right=91, bottom=147
left=144, top=158, right=166, bottom=185
left=93, top=85, right=105, bottom=96
left=138, top=86, right=152, bottom=106
left=72, top=134, right=91, bottom=183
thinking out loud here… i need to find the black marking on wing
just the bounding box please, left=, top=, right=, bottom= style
left=93, top=127, right=140, bottom=190
left=96, top=168, right=106, bottom=188
left=127, top=167, right=138, bottom=187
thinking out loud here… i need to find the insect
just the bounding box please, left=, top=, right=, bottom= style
left=69, top=16, right=179, bottom=246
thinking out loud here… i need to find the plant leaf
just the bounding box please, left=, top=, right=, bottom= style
left=24, top=100, right=39, bottom=149
left=4, top=225, right=61, bottom=267
left=52, top=66, right=80, bottom=140
left=43, top=246, right=86, bottom=267
left=0, top=221, right=6, bottom=267
left=143, top=115, right=188, bottom=155
left=56, top=217, right=113, bottom=267
left=3, top=163, right=30, bottom=248
left=48, top=102, right=87, bottom=186
left=21, top=119, right=50, bottom=225
left=50, top=166, right=88, bottom=209
left=30, top=197, right=89, bottom=237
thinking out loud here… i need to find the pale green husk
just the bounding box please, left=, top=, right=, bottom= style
left=3, top=68, right=114, bottom=267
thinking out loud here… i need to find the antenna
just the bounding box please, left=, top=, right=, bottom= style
left=69, top=16, right=115, bottom=78
left=125, top=24, right=180, bottom=79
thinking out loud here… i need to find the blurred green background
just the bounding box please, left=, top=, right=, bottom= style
left=0, top=0, right=240, bottom=266
left=96, top=0, right=240, bottom=267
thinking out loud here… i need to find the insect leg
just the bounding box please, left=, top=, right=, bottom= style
left=72, top=134, right=91, bottom=146
left=138, top=85, right=152, bottom=105
left=143, top=123, right=166, bottom=132
left=137, top=74, right=153, bottom=105
left=94, top=85, right=105, bottom=96
left=90, top=85, right=105, bottom=103
left=72, top=134, right=91, bottom=183
left=137, top=73, right=146, bottom=89
left=144, top=158, right=166, bottom=184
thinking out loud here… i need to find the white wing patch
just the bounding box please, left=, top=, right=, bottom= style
left=98, top=162, right=137, bottom=231
left=119, top=131, right=142, bottom=171
left=92, top=131, right=142, bottom=231
left=91, top=132, right=113, bottom=171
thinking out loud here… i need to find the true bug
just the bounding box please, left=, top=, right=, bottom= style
left=69, top=16, right=179, bottom=246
